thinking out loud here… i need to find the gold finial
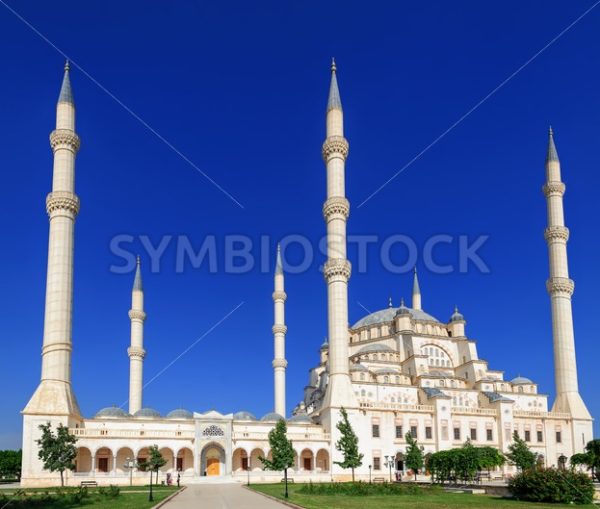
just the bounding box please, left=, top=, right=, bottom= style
left=64, top=59, right=70, bottom=72
left=136, top=255, right=140, bottom=266
left=388, top=296, right=393, bottom=307
left=331, top=57, right=337, bottom=73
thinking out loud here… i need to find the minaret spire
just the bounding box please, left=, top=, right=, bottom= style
left=412, top=267, right=422, bottom=310
left=321, top=60, right=356, bottom=411
left=272, top=244, right=288, bottom=417
left=128, top=256, right=147, bottom=415
left=23, top=63, right=82, bottom=423
left=58, top=60, right=74, bottom=105
left=543, top=128, right=591, bottom=423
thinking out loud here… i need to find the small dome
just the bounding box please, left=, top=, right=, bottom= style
left=260, top=412, right=285, bottom=422
left=349, top=363, right=369, bottom=372
left=95, top=406, right=129, bottom=419
left=134, top=407, right=161, bottom=418
left=320, top=339, right=329, bottom=350
left=233, top=411, right=257, bottom=421
left=166, top=408, right=193, bottom=419
left=511, top=376, right=533, bottom=385
left=450, top=306, right=465, bottom=322
left=357, top=343, right=395, bottom=355
left=395, top=299, right=411, bottom=317
left=288, top=414, right=313, bottom=424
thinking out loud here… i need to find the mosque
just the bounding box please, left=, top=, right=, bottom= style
left=20, top=61, right=593, bottom=486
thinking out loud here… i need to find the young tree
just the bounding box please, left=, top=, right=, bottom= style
left=144, top=445, right=166, bottom=502
left=36, top=423, right=77, bottom=486
left=334, top=407, right=363, bottom=482
left=0, top=450, right=22, bottom=480
left=506, top=431, right=536, bottom=472
left=260, top=420, right=295, bottom=498
left=405, top=432, right=424, bottom=481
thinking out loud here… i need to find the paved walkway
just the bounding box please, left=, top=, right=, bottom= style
left=163, top=483, right=288, bottom=508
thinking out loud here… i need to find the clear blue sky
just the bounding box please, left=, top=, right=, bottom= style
left=0, top=1, right=598, bottom=449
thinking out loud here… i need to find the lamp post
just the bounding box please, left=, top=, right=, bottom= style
left=384, top=455, right=394, bottom=483
left=247, top=456, right=251, bottom=486
left=368, top=464, right=372, bottom=484
left=124, top=457, right=137, bottom=487
left=149, top=468, right=154, bottom=502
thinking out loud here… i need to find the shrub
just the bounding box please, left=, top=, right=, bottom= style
left=509, top=468, right=594, bottom=505
left=98, top=484, right=120, bottom=498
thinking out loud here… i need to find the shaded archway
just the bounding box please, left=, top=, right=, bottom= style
left=94, top=447, right=114, bottom=473
left=316, top=449, right=329, bottom=472
left=395, top=452, right=405, bottom=472
left=300, top=449, right=314, bottom=471
left=159, top=447, right=175, bottom=473
left=200, top=443, right=226, bottom=476
left=116, top=447, right=134, bottom=475
left=232, top=448, right=249, bottom=472
left=175, top=448, right=194, bottom=474
left=75, top=447, right=92, bottom=473
left=250, top=448, right=267, bottom=471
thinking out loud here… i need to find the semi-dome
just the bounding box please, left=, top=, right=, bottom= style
left=166, top=408, right=193, bottom=419
left=260, top=412, right=285, bottom=422
left=233, top=411, right=257, bottom=421
left=375, top=367, right=400, bottom=375
left=134, top=407, right=161, bottom=418
left=95, top=406, right=129, bottom=419
left=349, top=363, right=369, bottom=372
left=511, top=376, right=533, bottom=385
left=357, top=343, right=395, bottom=355
left=352, top=306, right=438, bottom=329
left=288, top=414, right=313, bottom=424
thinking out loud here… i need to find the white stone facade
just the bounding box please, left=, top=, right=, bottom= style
left=20, top=63, right=593, bottom=486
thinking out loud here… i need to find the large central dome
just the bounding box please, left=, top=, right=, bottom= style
left=352, top=306, right=439, bottom=329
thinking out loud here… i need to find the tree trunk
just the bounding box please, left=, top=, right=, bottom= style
left=352, top=468, right=355, bottom=482
left=60, top=470, right=64, bottom=487
left=284, top=468, right=288, bottom=498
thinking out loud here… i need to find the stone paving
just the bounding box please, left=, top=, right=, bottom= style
left=163, top=483, right=289, bottom=508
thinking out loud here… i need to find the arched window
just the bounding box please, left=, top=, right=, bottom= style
left=439, top=379, right=445, bottom=387
left=384, top=376, right=389, bottom=384
left=518, top=386, right=524, bottom=394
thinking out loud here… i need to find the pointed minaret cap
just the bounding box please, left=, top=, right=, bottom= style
left=327, top=58, right=342, bottom=112
left=388, top=296, right=393, bottom=308
left=412, top=266, right=421, bottom=295
left=546, top=126, right=559, bottom=163
left=275, top=243, right=283, bottom=275
left=133, top=256, right=143, bottom=291
left=58, top=60, right=74, bottom=105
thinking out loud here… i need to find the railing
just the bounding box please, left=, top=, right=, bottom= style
left=233, top=432, right=330, bottom=441
left=358, top=401, right=434, bottom=413
left=513, top=410, right=571, bottom=420
left=69, top=428, right=195, bottom=439
left=452, top=407, right=497, bottom=416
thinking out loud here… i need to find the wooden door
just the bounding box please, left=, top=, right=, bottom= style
left=303, top=457, right=312, bottom=471
left=207, top=458, right=220, bottom=476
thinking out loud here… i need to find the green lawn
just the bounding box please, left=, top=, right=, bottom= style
left=0, top=487, right=179, bottom=508
left=250, top=483, right=596, bottom=509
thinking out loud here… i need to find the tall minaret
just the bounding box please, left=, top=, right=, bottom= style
left=128, top=256, right=146, bottom=415
left=321, top=60, right=356, bottom=410
left=23, top=62, right=81, bottom=418
left=412, top=267, right=422, bottom=310
left=272, top=244, right=287, bottom=417
left=543, top=128, right=591, bottom=420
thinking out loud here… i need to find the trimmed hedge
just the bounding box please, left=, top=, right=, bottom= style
left=508, top=468, right=594, bottom=505
left=298, top=481, right=442, bottom=496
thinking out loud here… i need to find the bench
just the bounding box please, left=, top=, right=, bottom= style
left=80, top=481, right=98, bottom=487
left=373, top=477, right=386, bottom=483
left=281, top=478, right=294, bottom=483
